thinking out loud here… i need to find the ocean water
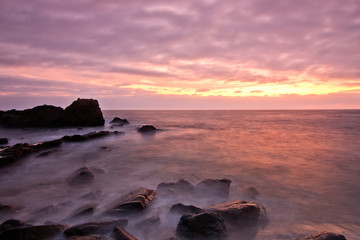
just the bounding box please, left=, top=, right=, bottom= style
left=0, top=110, right=359, bottom=239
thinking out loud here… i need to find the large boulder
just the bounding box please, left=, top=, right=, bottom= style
left=64, top=98, right=104, bottom=126
left=298, top=231, right=346, bottom=240
left=176, top=212, right=226, bottom=240
left=0, top=224, right=67, bottom=240
left=64, top=219, right=128, bottom=237
left=106, top=188, right=156, bottom=215
left=0, top=98, right=104, bottom=128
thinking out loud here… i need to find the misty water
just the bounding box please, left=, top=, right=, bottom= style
left=0, top=110, right=359, bottom=239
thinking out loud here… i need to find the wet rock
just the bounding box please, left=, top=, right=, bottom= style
left=0, top=204, right=17, bottom=215
left=0, top=98, right=104, bottom=128
left=207, top=200, right=267, bottom=227
left=36, top=149, right=59, bottom=158
left=244, top=187, right=260, bottom=199
left=0, top=219, right=32, bottom=233
left=176, top=212, right=226, bottom=240
left=110, top=117, right=129, bottom=125
left=196, top=178, right=231, bottom=199
left=107, top=188, right=156, bottom=215
left=157, top=179, right=195, bottom=196
left=0, top=224, right=67, bottom=240
left=298, top=231, right=346, bottom=240
left=67, top=167, right=95, bottom=185
left=137, top=125, right=157, bottom=133
left=69, top=236, right=109, bottom=240
left=64, top=219, right=128, bottom=237
left=66, top=203, right=96, bottom=220
left=169, top=203, right=203, bottom=215
left=62, top=131, right=116, bottom=142
left=0, top=138, right=8, bottom=145
left=134, top=215, right=161, bottom=232
left=112, top=226, right=138, bottom=240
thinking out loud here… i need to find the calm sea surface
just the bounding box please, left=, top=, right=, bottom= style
left=0, top=110, right=359, bottom=239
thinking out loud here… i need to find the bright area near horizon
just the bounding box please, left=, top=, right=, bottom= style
left=0, top=0, right=359, bottom=110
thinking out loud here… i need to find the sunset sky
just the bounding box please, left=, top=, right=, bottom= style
left=1, top=0, right=359, bottom=109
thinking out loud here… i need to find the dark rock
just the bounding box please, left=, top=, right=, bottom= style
left=0, top=204, right=17, bottom=215
left=0, top=98, right=104, bottom=128
left=196, top=178, right=231, bottom=199
left=67, top=167, right=95, bottom=185
left=298, top=231, right=346, bottom=240
left=64, top=98, right=104, bottom=126
left=110, top=117, right=129, bottom=125
left=134, top=215, right=161, bottom=232
left=66, top=203, right=96, bottom=220
left=157, top=179, right=195, bottom=196
left=176, top=212, right=226, bottom=240
left=107, top=188, right=156, bottom=215
left=0, top=219, right=32, bottom=233
left=169, top=203, right=203, bottom=215
left=90, top=167, right=106, bottom=174
left=33, top=205, right=58, bottom=218
left=36, top=149, right=59, bottom=158
left=207, top=200, right=267, bottom=227
left=64, top=219, right=128, bottom=237
left=112, top=226, right=138, bottom=240
left=0, top=138, right=8, bottom=145
left=0, top=224, right=67, bottom=240
left=62, top=131, right=116, bottom=142
left=69, top=236, right=109, bottom=240
left=137, top=125, right=157, bottom=133
left=244, top=187, right=260, bottom=199
left=79, top=191, right=101, bottom=200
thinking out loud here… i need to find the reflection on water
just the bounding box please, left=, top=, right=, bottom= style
left=0, top=110, right=359, bottom=239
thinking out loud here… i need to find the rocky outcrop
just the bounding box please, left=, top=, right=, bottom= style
left=298, top=231, right=346, bottom=240
left=0, top=224, right=67, bottom=240
left=0, top=131, right=119, bottom=168
left=0, top=138, right=8, bottom=145
left=137, top=125, right=157, bottom=133
left=112, top=226, right=138, bottom=240
left=110, top=117, right=129, bottom=125
left=64, top=219, right=128, bottom=237
left=0, top=98, right=104, bottom=128
left=67, top=167, right=95, bottom=185
left=176, top=212, right=226, bottom=240
left=106, top=188, right=156, bottom=215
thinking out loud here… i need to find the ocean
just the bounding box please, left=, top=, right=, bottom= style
left=0, top=110, right=359, bottom=239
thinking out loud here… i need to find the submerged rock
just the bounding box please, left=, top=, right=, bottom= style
left=0, top=224, right=67, bottom=240
left=157, top=179, right=195, bottom=196
left=134, top=215, right=161, bottom=232
left=176, top=212, right=226, bottom=240
left=169, top=203, right=203, bottom=215
left=137, top=125, right=157, bottom=133
left=112, top=226, right=138, bottom=240
left=298, top=231, right=346, bottom=240
left=196, top=178, right=231, bottom=199
left=0, top=219, right=32, bottom=233
left=62, top=131, right=117, bottom=142
left=64, top=219, right=128, bottom=237
left=67, top=167, right=95, bottom=185
left=244, top=187, right=260, bottom=200
left=0, top=138, right=8, bottom=145
left=106, top=188, right=156, bottom=215
left=110, top=117, right=129, bottom=125
left=36, top=149, right=59, bottom=158
left=0, top=98, right=104, bottom=127
left=66, top=203, right=97, bottom=220
left=0, top=204, right=16, bottom=215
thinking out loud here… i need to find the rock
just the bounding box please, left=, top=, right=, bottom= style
left=106, top=188, right=156, bottom=215
left=36, top=149, right=59, bottom=158
left=196, top=178, right=231, bottom=199
left=244, top=187, right=260, bottom=199
left=137, top=125, right=157, bottom=133
left=112, top=226, right=138, bottom=240
left=90, top=167, right=106, bottom=174
left=0, top=219, right=32, bottom=233
left=67, top=167, right=95, bottom=185
left=66, top=203, right=96, bottom=220
left=157, top=179, right=195, bottom=196
left=64, top=98, right=105, bottom=126
left=298, top=231, right=346, bottom=240
left=134, top=215, right=161, bottom=231
left=0, top=138, right=8, bottom=145
left=64, top=219, right=128, bottom=237
left=69, top=236, right=109, bottom=240
left=0, top=204, right=17, bottom=215
left=62, top=131, right=117, bottom=142
left=169, top=204, right=203, bottom=215
left=176, top=212, right=226, bottom=240
left=207, top=200, right=267, bottom=227
left=0, top=224, right=67, bottom=240
left=79, top=191, right=101, bottom=200
left=33, top=205, right=58, bottom=218
left=110, top=117, right=129, bottom=125
left=0, top=98, right=104, bottom=128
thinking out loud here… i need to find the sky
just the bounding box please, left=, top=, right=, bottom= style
left=0, top=0, right=360, bottom=110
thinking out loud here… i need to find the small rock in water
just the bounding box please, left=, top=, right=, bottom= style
left=112, top=226, right=138, bottom=240
left=0, top=204, right=16, bottom=215
left=176, top=212, right=227, bottom=240
left=110, top=117, right=129, bottom=125
left=64, top=219, right=128, bottom=237
left=137, top=125, right=157, bottom=133
left=0, top=219, right=32, bottom=233
left=196, top=178, right=231, bottom=199
left=67, top=167, right=95, bottom=185
left=0, top=138, right=8, bottom=145
left=79, top=190, right=101, bottom=200
left=106, top=188, right=156, bottom=215
left=134, top=215, right=161, bottom=232
left=169, top=203, right=203, bottom=215
left=244, top=187, right=260, bottom=199
left=32, top=205, right=58, bottom=218
left=157, top=179, right=195, bottom=196
left=66, top=203, right=97, bottom=220
left=298, top=231, right=346, bottom=240
left=36, top=149, right=59, bottom=158
left=0, top=224, right=67, bottom=240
